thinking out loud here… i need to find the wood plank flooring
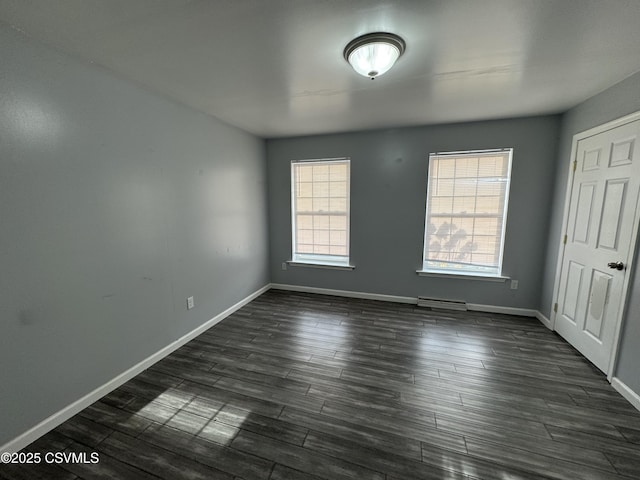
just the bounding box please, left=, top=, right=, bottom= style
left=3, top=290, right=640, bottom=480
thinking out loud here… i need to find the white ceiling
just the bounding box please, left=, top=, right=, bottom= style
left=2, top=0, right=640, bottom=138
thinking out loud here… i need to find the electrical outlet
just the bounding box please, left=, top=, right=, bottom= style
left=510, top=280, right=519, bottom=290
left=282, top=262, right=287, bottom=270
left=187, top=296, right=195, bottom=310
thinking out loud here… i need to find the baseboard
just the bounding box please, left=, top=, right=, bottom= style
left=466, top=303, right=537, bottom=317
left=270, top=284, right=540, bottom=318
left=612, top=377, right=640, bottom=412
left=0, top=284, right=270, bottom=455
left=535, top=311, right=553, bottom=330
left=270, top=283, right=418, bottom=304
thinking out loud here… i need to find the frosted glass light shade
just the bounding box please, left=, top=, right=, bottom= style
left=344, top=32, right=406, bottom=79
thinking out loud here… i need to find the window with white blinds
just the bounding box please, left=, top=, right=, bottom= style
left=291, top=158, right=350, bottom=266
left=422, top=149, right=512, bottom=276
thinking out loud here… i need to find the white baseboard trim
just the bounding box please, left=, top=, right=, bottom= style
left=270, top=284, right=541, bottom=319
left=535, top=311, right=553, bottom=330
left=0, top=284, right=270, bottom=455
left=612, top=377, right=640, bottom=412
left=466, top=303, right=537, bottom=317
left=270, top=283, right=417, bottom=304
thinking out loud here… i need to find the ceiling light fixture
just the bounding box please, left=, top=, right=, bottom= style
left=344, top=32, right=406, bottom=80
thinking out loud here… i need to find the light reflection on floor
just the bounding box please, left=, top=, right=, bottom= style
left=130, top=389, right=248, bottom=447
left=288, top=310, right=352, bottom=358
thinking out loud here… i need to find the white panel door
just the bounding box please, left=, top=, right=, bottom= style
left=555, top=119, right=640, bottom=373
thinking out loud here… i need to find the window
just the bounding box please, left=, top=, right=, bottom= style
left=291, top=158, right=351, bottom=267
left=422, top=149, right=512, bottom=276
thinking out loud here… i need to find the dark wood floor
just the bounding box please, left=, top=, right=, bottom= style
left=3, top=290, right=640, bottom=480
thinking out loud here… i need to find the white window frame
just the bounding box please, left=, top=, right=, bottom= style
left=290, top=157, right=353, bottom=269
left=419, top=148, right=513, bottom=278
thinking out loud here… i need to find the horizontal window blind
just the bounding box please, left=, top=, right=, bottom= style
left=291, top=158, right=350, bottom=264
left=423, top=149, right=512, bottom=275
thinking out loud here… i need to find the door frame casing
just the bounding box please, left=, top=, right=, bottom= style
left=550, top=110, right=640, bottom=381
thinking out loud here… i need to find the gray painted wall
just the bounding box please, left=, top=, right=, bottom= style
left=0, top=25, right=269, bottom=445
left=540, top=71, right=640, bottom=394
left=267, top=116, right=560, bottom=309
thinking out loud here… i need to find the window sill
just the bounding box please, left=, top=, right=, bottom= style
left=288, top=261, right=355, bottom=271
left=416, top=270, right=509, bottom=282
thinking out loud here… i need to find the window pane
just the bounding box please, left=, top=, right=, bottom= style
left=452, top=196, right=476, bottom=213
left=313, top=164, right=330, bottom=182
left=313, top=230, right=330, bottom=245
left=477, top=180, right=503, bottom=196
left=432, top=177, right=455, bottom=196
left=330, top=197, right=347, bottom=212
left=297, top=165, right=313, bottom=182
left=456, top=157, right=478, bottom=177
left=297, top=182, right=313, bottom=197
left=297, top=215, right=313, bottom=229
left=313, top=197, right=329, bottom=212
left=329, top=181, right=347, bottom=197
left=455, top=180, right=477, bottom=197
left=297, top=198, right=312, bottom=212
left=297, top=229, right=313, bottom=244
left=330, top=215, right=347, bottom=230
left=298, top=244, right=313, bottom=253
left=292, top=159, right=351, bottom=263
left=476, top=196, right=501, bottom=213
left=314, top=244, right=330, bottom=254
left=313, top=182, right=329, bottom=198
left=430, top=196, right=453, bottom=215
left=423, top=150, right=512, bottom=274
left=313, top=215, right=330, bottom=230
left=437, top=160, right=455, bottom=178
left=330, top=230, right=347, bottom=245
left=329, top=163, right=348, bottom=181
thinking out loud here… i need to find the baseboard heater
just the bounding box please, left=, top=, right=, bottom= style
left=417, top=296, right=468, bottom=311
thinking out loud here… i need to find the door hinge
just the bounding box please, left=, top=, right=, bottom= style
left=573, top=160, right=577, bottom=172
left=563, top=234, right=567, bottom=245
left=554, top=303, right=558, bottom=313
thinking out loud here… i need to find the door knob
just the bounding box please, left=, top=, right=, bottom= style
left=607, top=261, right=624, bottom=270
